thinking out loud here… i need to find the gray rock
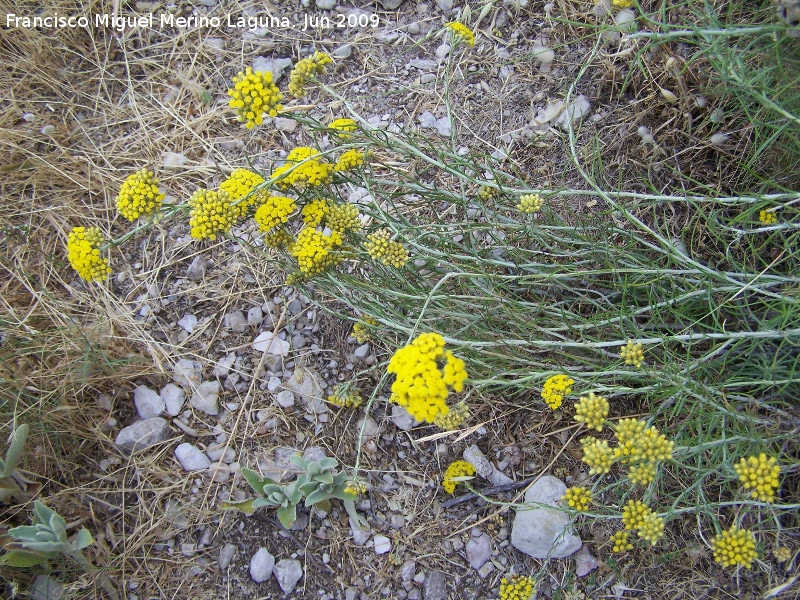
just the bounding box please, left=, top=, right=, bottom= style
left=510, top=475, right=582, bottom=559
left=162, top=151, right=188, bottom=168
left=134, top=385, right=165, bottom=419
left=204, top=37, right=224, bottom=52
left=175, top=443, right=211, bottom=471
left=96, top=393, right=113, bottom=411
left=224, top=311, right=248, bottom=333
left=435, top=43, right=451, bottom=60
left=354, top=343, right=370, bottom=359
left=333, top=44, right=352, bottom=58
left=409, top=58, right=437, bottom=70
left=435, top=115, right=451, bottom=137
left=285, top=368, right=328, bottom=414
left=373, top=534, right=391, bottom=554
left=420, top=73, right=437, bottom=84
left=177, top=313, right=197, bottom=333
left=160, top=383, right=185, bottom=416
left=435, top=0, right=453, bottom=12
left=287, top=299, right=303, bottom=315
left=423, top=571, right=447, bottom=600
left=190, top=381, right=220, bottom=415
left=31, top=575, right=64, bottom=600
left=401, top=560, right=416, bottom=582
left=250, top=547, right=275, bottom=582
left=252, top=56, right=293, bottom=82
left=350, top=516, right=371, bottom=545
left=315, top=0, right=336, bottom=8
left=273, top=559, right=303, bottom=594
left=115, top=418, right=171, bottom=452
left=276, top=390, right=296, bottom=408
left=219, top=543, right=236, bottom=571
left=291, top=333, right=307, bottom=349
left=345, top=589, right=359, bottom=600
left=465, top=531, right=492, bottom=569
left=212, top=353, right=236, bottom=378
left=253, top=331, right=291, bottom=356
left=380, top=0, right=404, bottom=8
left=302, top=445, right=327, bottom=463
left=267, top=376, right=281, bottom=392
left=463, top=445, right=513, bottom=485
left=186, top=256, right=207, bottom=281
left=173, top=359, right=202, bottom=387
left=247, top=306, right=264, bottom=327
left=208, top=462, right=231, bottom=483
left=357, top=415, right=380, bottom=440
left=390, top=405, right=418, bottom=430
left=575, top=545, right=598, bottom=577
left=275, top=117, right=298, bottom=133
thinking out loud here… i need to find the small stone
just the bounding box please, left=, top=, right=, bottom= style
left=423, top=571, right=447, bottom=600
left=212, top=353, right=236, bottom=378
left=345, top=588, right=359, bottom=600
left=373, top=535, right=391, bottom=554
left=291, top=333, right=307, bottom=349
left=274, top=117, right=298, bottom=133
left=115, top=418, right=171, bottom=452
left=250, top=547, right=275, bottom=583
left=350, top=516, right=371, bottom=545
left=285, top=368, right=328, bottom=414
left=420, top=73, right=436, bottom=84
left=333, top=44, right=352, bottom=58
left=96, top=393, right=113, bottom=411
left=391, top=405, right=418, bottom=430
left=180, top=543, right=197, bottom=557
left=435, top=0, right=453, bottom=11
left=177, top=313, right=197, bottom=333
left=575, top=545, right=599, bottom=577
left=267, top=376, right=281, bottom=392
left=477, top=562, right=495, bottom=579
left=190, top=381, right=220, bottom=416
left=435, top=116, right=451, bottom=137
left=133, top=385, right=165, bottom=419
left=380, top=0, right=404, bottom=8
left=354, top=343, right=370, bottom=359
left=208, top=462, right=231, bottom=483
left=186, top=256, right=207, bottom=281
left=315, top=0, right=336, bottom=8
left=160, top=384, right=185, bottom=416
left=173, top=359, right=202, bottom=387
left=276, top=390, right=296, bottom=408
left=435, top=43, right=451, bottom=60
left=357, top=415, right=380, bottom=440
left=162, top=151, right=188, bottom=168
left=253, top=331, right=291, bottom=356
left=401, top=560, right=416, bottom=582
left=30, top=574, right=64, bottom=600
left=175, top=443, right=211, bottom=471
left=407, top=21, right=420, bottom=34
left=252, top=56, right=293, bottom=82
left=466, top=532, right=492, bottom=569
left=273, top=558, right=303, bottom=594
left=247, top=306, right=263, bottom=327
left=287, top=299, right=303, bottom=315
left=204, top=37, right=224, bottom=52
left=463, top=445, right=513, bottom=485
left=218, top=543, right=236, bottom=571
left=224, top=311, right=248, bottom=333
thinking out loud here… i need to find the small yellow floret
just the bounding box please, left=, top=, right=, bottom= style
left=574, top=392, right=610, bottom=431
left=620, top=340, right=644, bottom=368
left=562, top=486, right=592, bottom=511
left=711, top=526, right=758, bottom=569
left=116, top=168, right=164, bottom=221
left=759, top=210, right=778, bottom=225
left=220, top=169, right=267, bottom=221
left=302, top=199, right=330, bottom=226
left=353, top=316, right=377, bottom=343
left=326, top=383, right=363, bottom=408
left=254, top=196, right=297, bottom=232
left=541, top=374, right=574, bottom=410
left=442, top=460, right=476, bottom=494
left=188, top=189, right=236, bottom=240
left=67, top=226, right=112, bottom=281
left=734, top=453, right=780, bottom=502
left=288, top=51, right=333, bottom=97
left=580, top=437, right=615, bottom=474
left=445, top=22, right=476, bottom=47
left=227, top=67, right=284, bottom=129
left=611, top=530, right=633, bottom=552
left=433, top=401, right=470, bottom=430
left=517, top=194, right=543, bottom=213
left=365, top=230, right=409, bottom=268
left=498, top=574, right=535, bottom=600
left=328, top=118, right=358, bottom=137
left=326, top=202, right=362, bottom=233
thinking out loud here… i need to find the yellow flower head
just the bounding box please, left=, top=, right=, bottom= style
left=288, top=51, right=333, bottom=97
left=263, top=228, right=294, bottom=249
left=188, top=189, right=236, bottom=241
left=325, top=202, right=362, bottom=233
left=445, top=22, right=476, bottom=47
left=326, top=383, right=363, bottom=408
left=621, top=499, right=652, bottom=531
left=562, top=486, right=592, bottom=511
left=328, top=118, right=358, bottom=137
left=220, top=169, right=267, bottom=221
left=254, top=195, right=297, bottom=233
left=608, top=0, right=634, bottom=7
left=433, top=401, right=470, bottom=430
left=613, top=419, right=673, bottom=464
left=711, top=526, right=758, bottom=569
left=335, top=149, right=366, bottom=172
left=365, top=230, right=409, bottom=268
left=116, top=168, right=164, bottom=221
left=580, top=437, right=615, bottom=474
left=228, top=67, right=284, bottom=129
left=353, top=316, right=377, bottom=343
left=302, top=199, right=330, bottom=226
left=442, top=460, right=475, bottom=494
left=574, top=392, right=610, bottom=431
left=343, top=479, right=368, bottom=496
left=67, top=226, right=111, bottom=281
left=272, top=147, right=333, bottom=190
left=499, top=574, right=535, bottom=600
left=289, top=226, right=342, bottom=276
left=620, top=340, right=644, bottom=368
left=611, top=530, right=633, bottom=552
left=637, top=511, right=665, bottom=545
left=773, top=546, right=792, bottom=563
left=541, top=374, right=574, bottom=410
left=734, top=453, right=780, bottom=502
left=759, top=209, right=778, bottom=225
left=627, top=461, right=657, bottom=486
left=478, top=185, right=498, bottom=201
left=388, top=333, right=468, bottom=423
left=517, top=194, right=543, bottom=214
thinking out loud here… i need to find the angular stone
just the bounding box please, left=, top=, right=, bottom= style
left=373, top=534, right=391, bottom=554
left=250, top=547, right=275, bottom=582
left=273, top=558, right=303, bottom=594
left=423, top=571, right=447, bottom=600
left=275, top=390, right=295, bottom=408
left=115, top=418, right=171, bottom=452
left=175, top=442, right=211, bottom=471
left=186, top=256, right=207, bottom=281
left=390, top=405, right=418, bottom=431
left=218, top=543, right=236, bottom=571
left=253, top=331, right=291, bottom=356
left=224, top=311, right=248, bottom=333
left=284, top=368, right=328, bottom=414
left=465, top=531, right=492, bottom=569
left=133, top=385, right=165, bottom=419
left=173, top=359, right=202, bottom=387
left=160, top=383, right=185, bottom=416
left=177, top=313, right=197, bottom=333
left=190, top=381, right=220, bottom=415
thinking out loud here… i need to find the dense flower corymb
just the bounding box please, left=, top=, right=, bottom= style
left=254, top=195, right=296, bottom=232
left=365, top=230, right=409, bottom=268
left=498, top=574, right=535, bottom=600
left=611, top=530, right=633, bottom=552
left=220, top=169, right=267, bottom=220
left=328, top=118, right=358, bottom=136
left=562, top=486, right=592, bottom=511
left=541, top=374, right=574, bottom=410
left=272, top=147, right=333, bottom=190
left=116, top=168, right=164, bottom=221
left=580, top=437, right=615, bottom=474
left=434, top=401, right=470, bottom=430
left=613, top=419, right=673, bottom=463
left=67, top=226, right=111, bottom=281
left=620, top=340, right=644, bottom=368
left=517, top=194, right=543, bottom=213
left=288, top=51, right=333, bottom=97
left=442, top=460, right=475, bottom=494
left=326, top=383, right=363, bottom=408
left=711, top=526, right=758, bottom=569
left=228, top=67, right=283, bottom=129
left=759, top=210, right=778, bottom=225
left=353, top=316, right=377, bottom=343
left=621, top=499, right=664, bottom=545
left=290, top=226, right=342, bottom=276
left=734, top=453, right=780, bottom=502
left=574, top=392, right=609, bottom=431
left=446, top=22, right=476, bottom=47
left=326, top=202, right=362, bottom=233
left=335, top=149, right=366, bottom=172
left=387, top=333, right=467, bottom=423
left=188, top=189, right=236, bottom=240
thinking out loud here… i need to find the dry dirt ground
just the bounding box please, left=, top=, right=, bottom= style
left=2, top=1, right=795, bottom=599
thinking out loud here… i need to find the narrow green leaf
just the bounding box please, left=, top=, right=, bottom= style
left=220, top=499, right=257, bottom=515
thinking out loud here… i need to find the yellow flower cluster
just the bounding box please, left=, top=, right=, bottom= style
left=254, top=196, right=297, bottom=232
left=188, top=189, right=236, bottom=240
left=326, top=202, right=362, bottom=233
left=263, top=229, right=293, bottom=249
left=759, top=210, right=778, bottom=225
left=228, top=67, right=283, bottom=129
left=328, top=118, right=358, bottom=136
left=273, top=148, right=333, bottom=190
left=302, top=199, right=330, bottom=226
left=627, top=461, right=657, bottom=486
left=478, top=185, right=497, bottom=201
left=387, top=333, right=467, bottom=423
left=353, top=316, right=377, bottom=343
left=344, top=479, right=368, bottom=496
left=67, top=226, right=112, bottom=281
left=517, top=194, right=543, bottom=213
left=614, top=419, right=674, bottom=463
left=621, top=500, right=664, bottom=545
left=335, top=149, right=366, bottom=172
left=610, top=0, right=634, bottom=7
left=445, top=22, right=476, bottom=47
left=611, top=530, right=633, bottom=552
left=326, top=383, right=363, bottom=408
left=116, top=168, right=164, bottom=221
left=498, top=575, right=535, bottom=600
left=434, top=401, right=470, bottom=430
left=288, top=51, right=333, bottom=97
left=711, top=526, right=758, bottom=569
left=365, top=230, right=409, bottom=268
left=289, top=226, right=342, bottom=276
left=442, top=460, right=475, bottom=494
left=562, top=486, right=592, bottom=511
left=620, top=340, right=644, bottom=368
left=734, top=453, right=780, bottom=502
left=541, top=374, right=574, bottom=410
left=580, top=437, right=614, bottom=475
left=220, top=169, right=267, bottom=220
left=773, top=546, right=791, bottom=563
left=574, top=392, right=609, bottom=431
